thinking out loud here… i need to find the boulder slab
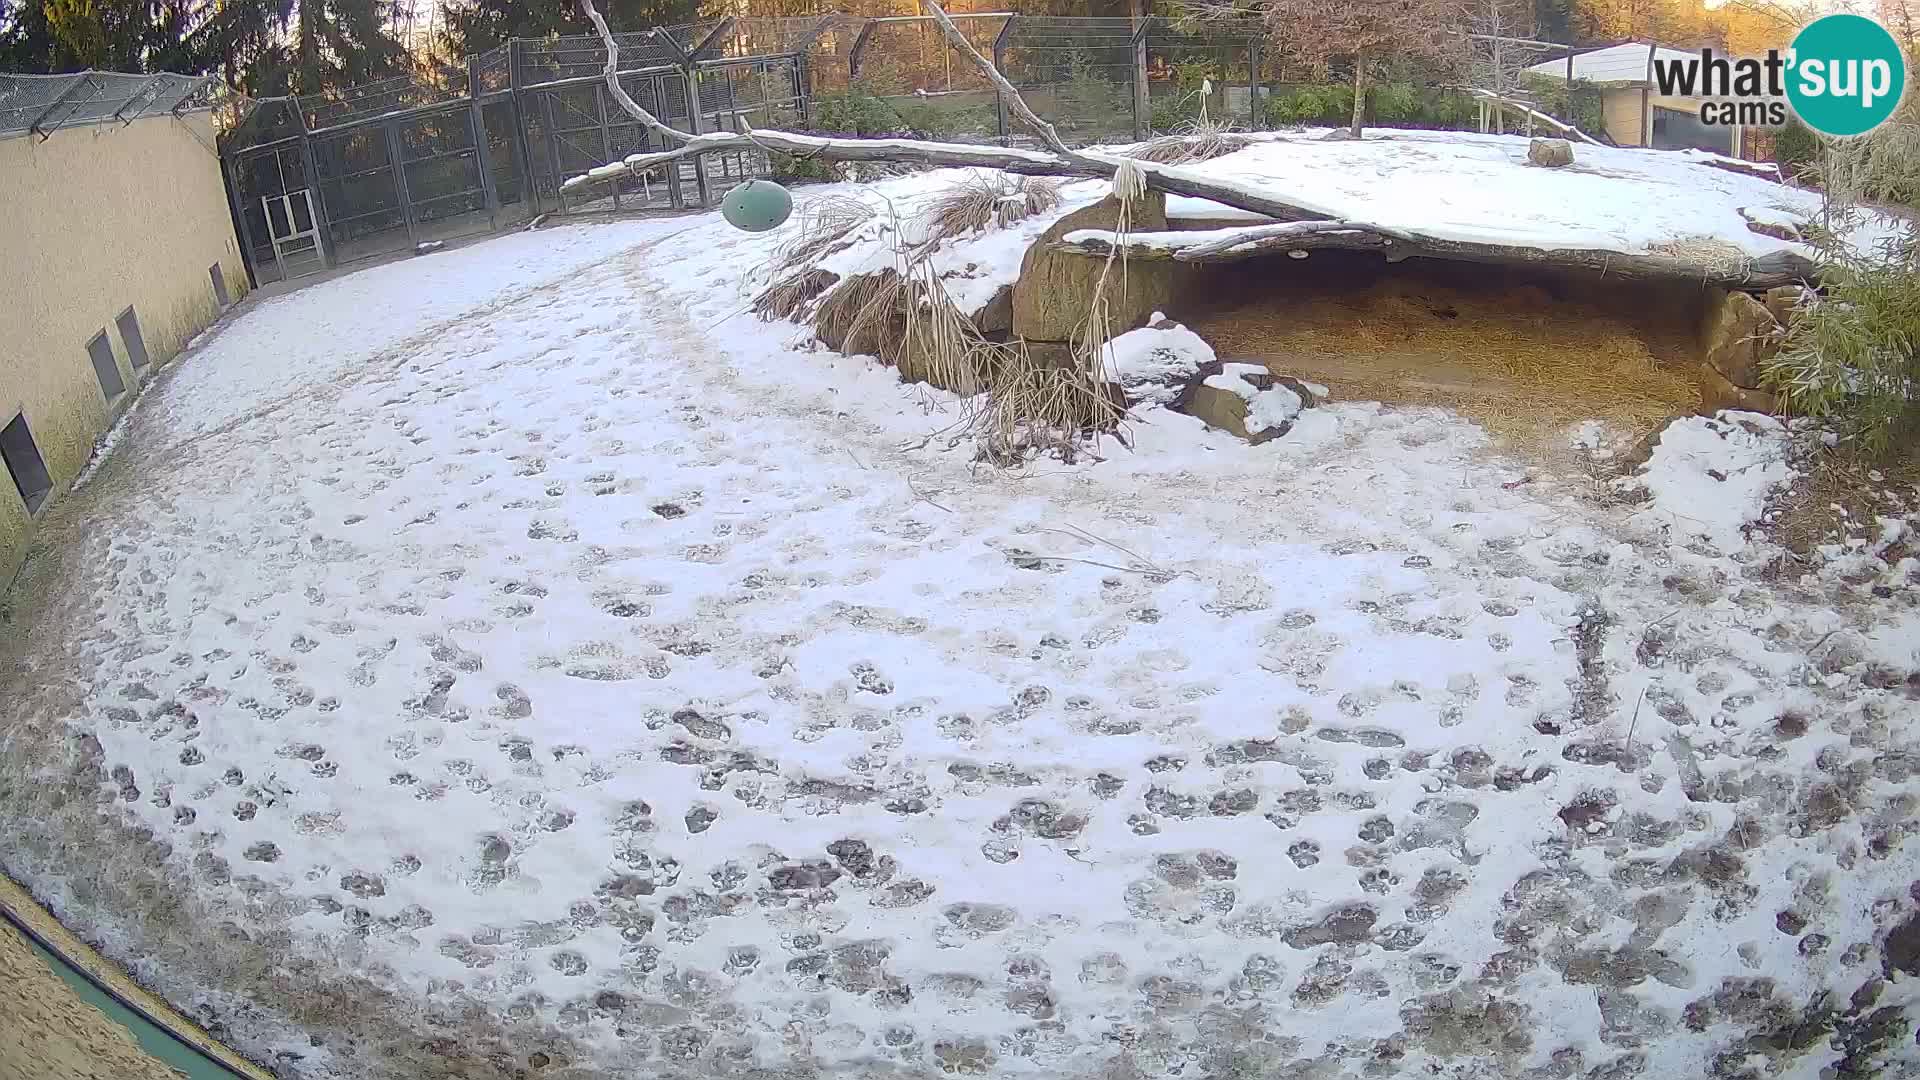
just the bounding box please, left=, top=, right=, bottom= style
left=1696, top=362, right=1781, bottom=416
left=1699, top=288, right=1781, bottom=390
left=1528, top=138, right=1575, bottom=167
left=1013, top=191, right=1178, bottom=342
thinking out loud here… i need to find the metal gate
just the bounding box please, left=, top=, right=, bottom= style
left=262, top=190, right=324, bottom=280
left=229, top=140, right=320, bottom=286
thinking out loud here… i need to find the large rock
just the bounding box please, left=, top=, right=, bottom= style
left=1762, top=284, right=1809, bottom=329
left=1106, top=315, right=1215, bottom=406
left=1175, top=360, right=1317, bottom=444
left=1528, top=138, right=1575, bottom=168
left=1013, top=191, right=1179, bottom=342
left=971, top=284, right=1014, bottom=339
left=1696, top=362, right=1781, bottom=416
left=1699, top=288, right=1781, bottom=390
left=895, top=332, right=985, bottom=395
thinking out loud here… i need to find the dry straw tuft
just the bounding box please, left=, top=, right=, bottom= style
left=916, top=172, right=1063, bottom=247
left=753, top=268, right=840, bottom=323
left=1125, top=118, right=1255, bottom=165
left=812, top=268, right=905, bottom=357
left=768, top=195, right=878, bottom=281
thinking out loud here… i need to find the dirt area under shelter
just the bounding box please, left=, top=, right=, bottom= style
left=1181, top=250, right=1710, bottom=453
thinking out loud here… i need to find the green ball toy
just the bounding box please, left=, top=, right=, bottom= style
left=720, top=179, right=793, bottom=233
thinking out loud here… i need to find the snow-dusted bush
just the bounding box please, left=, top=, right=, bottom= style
left=1763, top=238, right=1920, bottom=455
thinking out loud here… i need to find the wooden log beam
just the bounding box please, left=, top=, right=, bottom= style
left=1053, top=225, right=1820, bottom=288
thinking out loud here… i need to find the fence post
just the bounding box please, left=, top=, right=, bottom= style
left=383, top=117, right=420, bottom=248
left=507, top=40, right=541, bottom=215
left=850, top=20, right=878, bottom=82
left=596, top=81, right=620, bottom=211
left=470, top=56, right=501, bottom=228
left=542, top=91, right=568, bottom=213
left=993, top=15, right=1016, bottom=145
left=218, top=152, right=261, bottom=290
left=293, top=107, right=335, bottom=268
left=1247, top=36, right=1261, bottom=130
left=684, top=63, right=710, bottom=206
left=795, top=51, right=812, bottom=127
left=1132, top=8, right=1150, bottom=140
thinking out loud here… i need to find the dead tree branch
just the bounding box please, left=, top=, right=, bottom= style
left=916, top=0, right=1070, bottom=155
left=578, top=0, right=686, bottom=146
left=1461, top=88, right=1603, bottom=145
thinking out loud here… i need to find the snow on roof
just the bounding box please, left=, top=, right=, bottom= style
left=1526, top=42, right=1700, bottom=85
left=1160, top=128, right=1890, bottom=258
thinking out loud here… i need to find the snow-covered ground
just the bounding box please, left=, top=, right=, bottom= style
left=4, top=150, right=1920, bottom=1080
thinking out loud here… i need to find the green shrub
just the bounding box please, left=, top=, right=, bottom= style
left=1764, top=239, right=1920, bottom=455
left=1264, top=82, right=1353, bottom=127
left=891, top=99, right=997, bottom=140
left=1773, top=119, right=1819, bottom=183
left=1262, top=81, right=1474, bottom=131
left=770, top=153, right=836, bottom=183
left=1148, top=60, right=1221, bottom=132
left=812, top=89, right=903, bottom=136
left=1516, top=73, right=1606, bottom=141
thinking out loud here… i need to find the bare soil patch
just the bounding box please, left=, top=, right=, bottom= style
left=1182, top=250, right=1706, bottom=461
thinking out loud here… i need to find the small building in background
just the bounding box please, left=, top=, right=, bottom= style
left=0, top=71, right=248, bottom=586
left=1526, top=42, right=1748, bottom=156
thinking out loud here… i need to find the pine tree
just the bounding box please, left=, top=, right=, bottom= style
left=441, top=0, right=702, bottom=59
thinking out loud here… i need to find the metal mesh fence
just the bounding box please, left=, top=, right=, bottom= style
left=0, top=70, right=224, bottom=138
left=298, top=74, right=464, bottom=131
left=516, top=31, right=684, bottom=87
left=1002, top=16, right=1138, bottom=145
left=194, top=11, right=1630, bottom=289
left=202, top=13, right=1281, bottom=286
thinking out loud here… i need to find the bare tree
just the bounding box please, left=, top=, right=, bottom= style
left=1467, top=0, right=1537, bottom=134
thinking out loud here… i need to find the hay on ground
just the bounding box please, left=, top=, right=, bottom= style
left=813, top=269, right=906, bottom=358
left=1191, top=271, right=1702, bottom=453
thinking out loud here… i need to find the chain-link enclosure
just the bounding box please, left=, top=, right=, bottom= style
left=0, top=70, right=226, bottom=138
left=210, top=12, right=1610, bottom=289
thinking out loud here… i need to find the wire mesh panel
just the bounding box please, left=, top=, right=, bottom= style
left=1144, top=19, right=1263, bottom=133
left=697, top=57, right=805, bottom=133
left=829, top=15, right=1003, bottom=141
left=472, top=46, right=513, bottom=98
left=659, top=19, right=728, bottom=55
left=1002, top=17, right=1140, bottom=146
left=0, top=70, right=224, bottom=138
left=312, top=123, right=408, bottom=262
left=0, top=73, right=88, bottom=134
left=230, top=144, right=314, bottom=284
left=480, top=99, right=530, bottom=210
left=399, top=102, right=493, bottom=245
left=521, top=68, right=698, bottom=210
left=517, top=32, right=682, bottom=87
left=300, top=75, right=463, bottom=132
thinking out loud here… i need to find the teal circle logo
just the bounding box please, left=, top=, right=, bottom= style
left=1787, top=14, right=1906, bottom=136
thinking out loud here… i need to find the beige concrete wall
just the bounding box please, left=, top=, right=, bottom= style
left=0, top=111, right=245, bottom=585
left=1602, top=88, right=1646, bottom=146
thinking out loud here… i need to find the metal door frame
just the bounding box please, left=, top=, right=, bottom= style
left=261, top=189, right=324, bottom=280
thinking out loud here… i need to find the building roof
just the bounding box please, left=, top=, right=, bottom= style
left=1526, top=42, right=1699, bottom=85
